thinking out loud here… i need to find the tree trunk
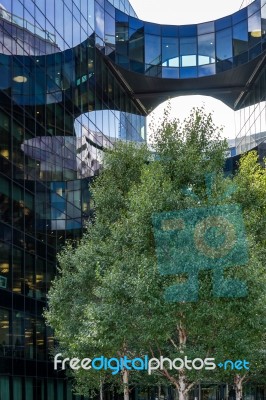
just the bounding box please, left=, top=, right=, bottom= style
left=177, top=372, right=189, bottom=400
left=158, top=385, right=161, bottom=400
left=178, top=323, right=188, bottom=400
left=234, top=375, right=243, bottom=400
left=161, top=321, right=194, bottom=400
left=225, top=383, right=229, bottom=400
left=122, top=368, right=130, bottom=400
left=99, top=378, right=104, bottom=400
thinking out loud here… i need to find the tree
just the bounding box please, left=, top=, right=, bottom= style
left=45, top=142, right=152, bottom=399
left=227, top=151, right=266, bottom=399
left=45, top=107, right=265, bottom=400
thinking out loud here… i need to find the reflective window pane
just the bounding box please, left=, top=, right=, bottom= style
left=180, top=37, right=196, bottom=66
left=248, top=11, right=261, bottom=48
left=198, top=21, right=214, bottom=35
left=162, top=37, right=179, bottom=67
left=145, top=34, right=161, bottom=66
left=198, top=33, right=215, bottom=65
left=216, top=28, right=233, bottom=60
left=233, top=20, right=248, bottom=56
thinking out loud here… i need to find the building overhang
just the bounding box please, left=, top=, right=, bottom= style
left=114, top=51, right=266, bottom=113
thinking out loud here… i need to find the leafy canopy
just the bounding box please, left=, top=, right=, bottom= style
left=45, top=108, right=266, bottom=396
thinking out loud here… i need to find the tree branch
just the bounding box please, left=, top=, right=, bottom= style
left=161, top=367, right=180, bottom=390
left=184, top=381, right=197, bottom=394
left=169, top=338, right=179, bottom=351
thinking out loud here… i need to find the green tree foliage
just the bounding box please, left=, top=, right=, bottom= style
left=45, top=108, right=265, bottom=400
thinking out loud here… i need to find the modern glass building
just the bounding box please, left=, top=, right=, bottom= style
left=0, top=0, right=265, bottom=399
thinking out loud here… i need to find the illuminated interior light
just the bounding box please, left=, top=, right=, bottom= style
left=0, top=262, right=9, bottom=270
left=0, top=149, right=9, bottom=158
left=13, top=75, right=27, bottom=83
left=251, top=30, right=261, bottom=37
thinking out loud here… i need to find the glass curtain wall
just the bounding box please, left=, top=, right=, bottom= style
left=235, top=65, right=266, bottom=154
left=0, top=0, right=265, bottom=399
left=0, top=0, right=146, bottom=399
left=114, top=0, right=266, bottom=78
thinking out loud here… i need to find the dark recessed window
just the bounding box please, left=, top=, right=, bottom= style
left=216, top=28, right=233, bottom=60
left=162, top=67, right=179, bottom=78
left=179, top=24, right=197, bottom=37
left=161, top=25, right=178, bottom=37
left=145, top=21, right=161, bottom=35
left=215, top=16, right=232, bottom=31
left=232, top=8, right=247, bottom=25
left=145, top=35, right=161, bottom=65
left=180, top=66, right=197, bottom=78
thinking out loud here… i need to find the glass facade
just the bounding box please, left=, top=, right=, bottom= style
left=0, top=0, right=145, bottom=399
left=0, top=0, right=265, bottom=399
left=113, top=0, right=266, bottom=78
left=235, top=54, right=266, bottom=154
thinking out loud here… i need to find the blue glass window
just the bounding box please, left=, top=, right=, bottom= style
left=262, top=5, right=266, bottom=44
left=179, top=25, right=197, bottom=37
left=55, top=0, right=64, bottom=38
left=116, top=9, right=128, bottom=23
left=88, top=0, right=95, bottom=30
left=198, top=33, right=215, bottom=65
left=81, top=0, right=88, bottom=20
left=0, top=54, right=10, bottom=90
left=180, top=37, right=196, bottom=66
left=130, top=60, right=144, bottom=73
left=13, top=0, right=25, bottom=21
left=73, top=2, right=81, bottom=24
left=161, top=25, right=178, bottom=37
left=145, top=22, right=161, bottom=35
left=129, top=29, right=144, bottom=62
left=105, top=0, right=115, bottom=18
left=216, top=28, right=232, bottom=60
left=233, top=20, right=248, bottom=56
left=145, top=35, right=161, bottom=65
left=248, top=11, right=261, bottom=47
left=180, top=66, right=197, bottom=78
left=198, top=64, right=215, bottom=77
left=129, top=16, right=143, bottom=31
left=263, top=3, right=266, bottom=17
left=162, top=67, right=179, bottom=78
left=248, top=0, right=261, bottom=17
left=216, top=58, right=233, bottom=73
left=116, top=25, right=128, bottom=55
left=95, top=2, right=104, bottom=39
left=162, top=37, right=179, bottom=67
left=215, top=16, right=231, bottom=31
left=105, top=13, right=115, bottom=44
left=198, top=21, right=214, bottom=35
left=232, top=8, right=247, bottom=25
